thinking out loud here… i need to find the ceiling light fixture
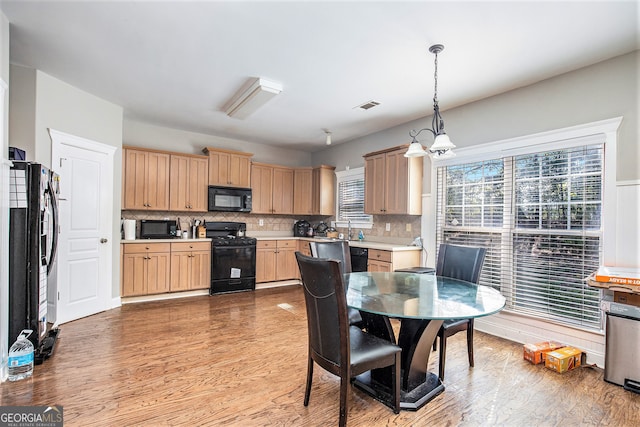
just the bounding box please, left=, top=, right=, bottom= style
left=325, top=130, right=332, bottom=145
left=405, top=44, right=456, bottom=159
left=224, top=77, right=283, bottom=119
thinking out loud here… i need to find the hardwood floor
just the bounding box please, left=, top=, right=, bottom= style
left=2, top=286, right=639, bottom=426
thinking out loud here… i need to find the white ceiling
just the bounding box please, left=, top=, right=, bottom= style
left=1, top=1, right=638, bottom=152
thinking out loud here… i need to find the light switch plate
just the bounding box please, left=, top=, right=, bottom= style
left=385, top=223, right=391, bottom=231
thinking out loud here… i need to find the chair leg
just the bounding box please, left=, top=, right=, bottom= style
left=304, top=357, right=313, bottom=406
left=339, top=377, right=349, bottom=427
left=392, top=353, right=401, bottom=414
left=467, top=319, right=475, bottom=367
left=438, top=335, right=447, bottom=380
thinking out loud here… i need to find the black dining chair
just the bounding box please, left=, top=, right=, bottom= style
left=295, top=252, right=401, bottom=427
left=309, top=240, right=364, bottom=328
left=433, top=243, right=487, bottom=380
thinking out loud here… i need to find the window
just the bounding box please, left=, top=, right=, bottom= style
left=335, top=167, right=372, bottom=227
left=436, top=143, right=604, bottom=331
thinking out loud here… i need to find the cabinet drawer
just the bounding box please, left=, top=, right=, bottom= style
left=123, top=242, right=171, bottom=254
left=257, top=240, right=277, bottom=249
left=171, top=241, right=211, bottom=252
left=368, top=249, right=392, bottom=263
left=277, top=240, right=297, bottom=248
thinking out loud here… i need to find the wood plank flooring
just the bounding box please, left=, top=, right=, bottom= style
left=2, top=286, right=639, bottom=426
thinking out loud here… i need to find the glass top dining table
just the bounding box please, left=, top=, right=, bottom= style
left=345, top=271, right=506, bottom=320
left=344, top=271, right=506, bottom=411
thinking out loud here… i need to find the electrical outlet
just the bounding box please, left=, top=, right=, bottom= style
left=259, top=219, right=264, bottom=226
left=385, top=223, right=391, bottom=232
left=406, top=223, right=412, bottom=232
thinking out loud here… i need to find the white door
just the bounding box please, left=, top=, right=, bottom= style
left=50, top=129, right=116, bottom=324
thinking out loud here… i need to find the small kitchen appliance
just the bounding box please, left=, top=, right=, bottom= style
left=139, top=219, right=177, bottom=239
left=293, top=220, right=311, bottom=237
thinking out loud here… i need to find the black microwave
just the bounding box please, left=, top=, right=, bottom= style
left=140, top=219, right=178, bottom=239
left=208, top=186, right=252, bottom=212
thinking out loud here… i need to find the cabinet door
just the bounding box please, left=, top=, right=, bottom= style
left=364, top=153, right=386, bottom=214
left=256, top=242, right=277, bottom=283
left=169, top=155, right=190, bottom=211
left=384, top=149, right=409, bottom=214
left=276, top=242, right=298, bottom=281
left=123, top=149, right=149, bottom=210
left=188, top=157, right=209, bottom=212
left=146, top=151, right=171, bottom=211
left=368, top=259, right=392, bottom=272
left=251, top=164, right=274, bottom=214
left=170, top=252, right=192, bottom=292
left=229, top=154, right=251, bottom=187
left=293, top=168, right=313, bottom=215
left=146, top=252, right=171, bottom=294
left=122, top=253, right=148, bottom=296
left=190, top=251, right=211, bottom=290
left=312, top=166, right=336, bottom=215
left=272, top=167, right=294, bottom=214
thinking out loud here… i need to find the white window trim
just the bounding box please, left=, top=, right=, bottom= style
left=334, top=167, right=373, bottom=229
left=428, top=117, right=622, bottom=367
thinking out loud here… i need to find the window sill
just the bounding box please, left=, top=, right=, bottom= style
left=333, top=221, right=373, bottom=230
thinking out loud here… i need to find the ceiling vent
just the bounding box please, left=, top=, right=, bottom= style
left=355, top=100, right=380, bottom=111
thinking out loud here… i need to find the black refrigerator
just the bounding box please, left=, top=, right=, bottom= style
left=8, top=161, right=60, bottom=361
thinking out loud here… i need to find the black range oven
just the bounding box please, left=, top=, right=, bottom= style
left=206, top=221, right=256, bottom=294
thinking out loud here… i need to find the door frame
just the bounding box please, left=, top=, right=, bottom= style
left=49, top=128, right=117, bottom=324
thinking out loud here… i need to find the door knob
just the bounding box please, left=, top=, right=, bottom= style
left=100, top=238, right=108, bottom=243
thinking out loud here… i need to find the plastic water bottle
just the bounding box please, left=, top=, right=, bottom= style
left=8, top=329, right=34, bottom=381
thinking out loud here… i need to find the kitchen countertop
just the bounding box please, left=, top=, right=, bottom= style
left=121, top=238, right=211, bottom=244
left=253, top=235, right=421, bottom=252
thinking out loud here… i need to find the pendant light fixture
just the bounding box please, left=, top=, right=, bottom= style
left=325, top=129, right=332, bottom=145
left=405, top=44, right=456, bottom=159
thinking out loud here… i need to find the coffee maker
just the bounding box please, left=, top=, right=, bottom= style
left=293, top=220, right=311, bottom=237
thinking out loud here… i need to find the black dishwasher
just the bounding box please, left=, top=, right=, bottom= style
left=350, top=247, right=368, bottom=272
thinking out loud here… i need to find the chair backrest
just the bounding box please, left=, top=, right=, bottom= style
left=435, top=244, right=487, bottom=284
left=309, top=240, right=352, bottom=274
left=295, top=251, right=349, bottom=370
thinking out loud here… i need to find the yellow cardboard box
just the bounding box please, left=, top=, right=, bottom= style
left=523, top=341, right=564, bottom=365
left=545, top=346, right=583, bottom=373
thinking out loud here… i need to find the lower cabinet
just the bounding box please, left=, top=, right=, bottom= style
left=256, top=240, right=298, bottom=283
left=368, top=249, right=420, bottom=272
left=121, top=241, right=211, bottom=297
left=170, top=241, right=211, bottom=292
left=122, top=243, right=171, bottom=296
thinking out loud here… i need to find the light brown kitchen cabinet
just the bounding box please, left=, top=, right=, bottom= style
left=170, top=241, right=211, bottom=291
left=251, top=163, right=294, bottom=214
left=293, top=168, right=313, bottom=215
left=203, top=147, right=253, bottom=188
left=123, top=147, right=170, bottom=210
left=367, top=248, right=421, bottom=272
left=364, top=145, right=422, bottom=215
left=122, top=242, right=171, bottom=296
left=312, top=165, right=336, bottom=215
left=256, top=240, right=298, bottom=283
left=169, top=154, right=209, bottom=212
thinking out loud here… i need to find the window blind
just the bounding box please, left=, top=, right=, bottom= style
left=436, top=143, right=603, bottom=330
left=338, top=176, right=371, bottom=222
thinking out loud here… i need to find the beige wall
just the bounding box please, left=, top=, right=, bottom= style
left=124, top=119, right=311, bottom=167
left=9, top=66, right=124, bottom=299
left=314, top=50, right=639, bottom=185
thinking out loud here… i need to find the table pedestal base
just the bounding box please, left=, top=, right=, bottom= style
left=353, top=371, right=444, bottom=411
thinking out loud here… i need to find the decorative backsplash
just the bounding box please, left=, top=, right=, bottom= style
left=122, top=211, right=421, bottom=241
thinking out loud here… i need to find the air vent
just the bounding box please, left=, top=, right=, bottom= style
left=355, top=100, right=380, bottom=110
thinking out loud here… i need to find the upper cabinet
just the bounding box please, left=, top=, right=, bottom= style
left=123, top=147, right=170, bottom=211
left=203, top=147, right=253, bottom=188
left=251, top=162, right=294, bottom=214
left=364, top=145, right=423, bottom=215
left=169, top=154, right=209, bottom=212
left=293, top=165, right=335, bottom=215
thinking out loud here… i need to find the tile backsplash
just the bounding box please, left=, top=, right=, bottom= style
left=122, top=211, right=421, bottom=242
